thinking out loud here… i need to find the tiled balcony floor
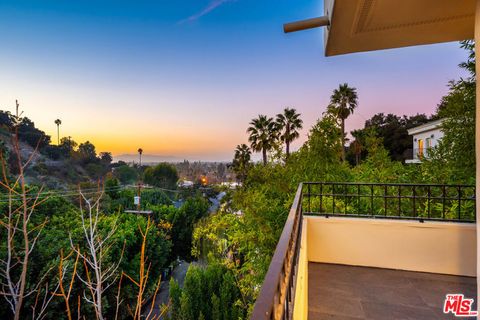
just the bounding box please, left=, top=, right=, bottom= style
left=308, top=263, right=477, bottom=320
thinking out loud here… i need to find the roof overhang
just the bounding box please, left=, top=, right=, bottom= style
left=407, top=119, right=444, bottom=135
left=324, top=0, right=475, bottom=56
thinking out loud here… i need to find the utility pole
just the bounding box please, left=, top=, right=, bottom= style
left=137, top=182, right=142, bottom=212
left=136, top=148, right=143, bottom=212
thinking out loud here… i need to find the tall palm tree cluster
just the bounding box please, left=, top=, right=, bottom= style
left=248, top=108, right=303, bottom=165
left=232, top=83, right=357, bottom=181
left=233, top=108, right=303, bottom=172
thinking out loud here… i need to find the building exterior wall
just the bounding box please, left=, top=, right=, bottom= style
left=305, top=216, right=476, bottom=276
left=412, top=127, right=444, bottom=160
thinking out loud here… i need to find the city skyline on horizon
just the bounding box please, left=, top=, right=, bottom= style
left=0, top=0, right=469, bottom=161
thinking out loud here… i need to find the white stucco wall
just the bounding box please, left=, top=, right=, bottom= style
left=412, top=127, right=444, bottom=160
left=306, top=216, right=476, bottom=276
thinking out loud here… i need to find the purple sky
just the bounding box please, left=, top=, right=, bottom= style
left=0, top=0, right=469, bottom=161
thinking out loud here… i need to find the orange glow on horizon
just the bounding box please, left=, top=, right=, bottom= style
left=42, top=123, right=244, bottom=157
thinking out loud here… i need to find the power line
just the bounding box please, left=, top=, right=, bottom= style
left=0, top=186, right=127, bottom=203
left=0, top=184, right=182, bottom=204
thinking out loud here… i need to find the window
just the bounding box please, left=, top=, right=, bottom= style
left=418, top=139, right=424, bottom=158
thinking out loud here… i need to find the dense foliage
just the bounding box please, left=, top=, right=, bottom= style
left=169, top=264, right=244, bottom=320
left=143, top=163, right=179, bottom=189
left=0, top=192, right=172, bottom=319
left=0, top=174, right=211, bottom=319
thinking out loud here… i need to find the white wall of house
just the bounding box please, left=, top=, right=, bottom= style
left=406, top=119, right=444, bottom=163
left=411, top=128, right=443, bottom=159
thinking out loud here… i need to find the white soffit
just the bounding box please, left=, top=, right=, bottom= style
left=324, top=0, right=475, bottom=56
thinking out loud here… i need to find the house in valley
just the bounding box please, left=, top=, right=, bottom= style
left=405, top=119, right=444, bottom=163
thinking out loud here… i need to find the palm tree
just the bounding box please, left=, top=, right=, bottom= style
left=138, top=148, right=143, bottom=167
left=232, top=144, right=251, bottom=182
left=247, top=115, right=278, bottom=165
left=328, top=83, right=358, bottom=161
left=54, top=119, right=62, bottom=145
left=276, top=108, right=303, bottom=159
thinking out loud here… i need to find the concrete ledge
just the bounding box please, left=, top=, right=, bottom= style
left=293, top=219, right=308, bottom=320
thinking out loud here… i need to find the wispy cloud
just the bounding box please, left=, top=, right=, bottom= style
left=179, top=0, right=235, bottom=24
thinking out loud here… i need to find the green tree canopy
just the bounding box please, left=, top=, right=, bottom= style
left=143, top=163, right=179, bottom=189
left=113, top=164, right=138, bottom=184
left=427, top=40, right=475, bottom=183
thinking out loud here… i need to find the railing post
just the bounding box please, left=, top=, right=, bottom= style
left=332, top=183, right=335, bottom=215
left=427, top=185, right=431, bottom=219
left=384, top=185, right=388, bottom=217
left=307, top=183, right=311, bottom=213
left=413, top=185, right=416, bottom=218
left=370, top=184, right=374, bottom=215
left=442, top=185, right=446, bottom=220
left=320, top=183, right=323, bottom=213
left=357, top=184, right=361, bottom=215
left=398, top=185, right=401, bottom=216
left=458, top=186, right=462, bottom=220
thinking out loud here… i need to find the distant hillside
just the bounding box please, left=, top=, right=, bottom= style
left=0, top=110, right=113, bottom=188
left=114, top=154, right=183, bottom=163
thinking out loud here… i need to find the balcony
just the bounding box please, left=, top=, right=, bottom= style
left=251, top=182, right=476, bottom=320
left=405, top=148, right=434, bottom=163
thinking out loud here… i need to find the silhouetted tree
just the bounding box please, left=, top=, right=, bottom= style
left=54, top=119, right=61, bottom=145
left=328, top=83, right=358, bottom=161
left=232, top=144, right=251, bottom=182
left=276, top=108, right=303, bottom=159
left=99, top=152, right=113, bottom=165
left=247, top=115, right=278, bottom=165
left=78, top=141, right=97, bottom=163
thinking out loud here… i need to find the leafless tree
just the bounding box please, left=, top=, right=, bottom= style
left=0, top=101, right=51, bottom=320
left=123, top=217, right=162, bottom=320
left=31, top=278, right=61, bottom=320
left=70, top=189, right=124, bottom=320
left=53, top=249, right=80, bottom=320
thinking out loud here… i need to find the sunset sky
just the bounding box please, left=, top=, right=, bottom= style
left=0, top=0, right=469, bottom=161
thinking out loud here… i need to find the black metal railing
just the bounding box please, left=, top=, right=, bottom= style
left=302, top=182, right=476, bottom=222
left=412, top=148, right=433, bottom=160
left=251, top=183, right=303, bottom=320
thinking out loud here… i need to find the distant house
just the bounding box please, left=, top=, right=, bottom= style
left=405, top=119, right=443, bottom=164
left=220, top=181, right=240, bottom=189
left=178, top=180, right=194, bottom=188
